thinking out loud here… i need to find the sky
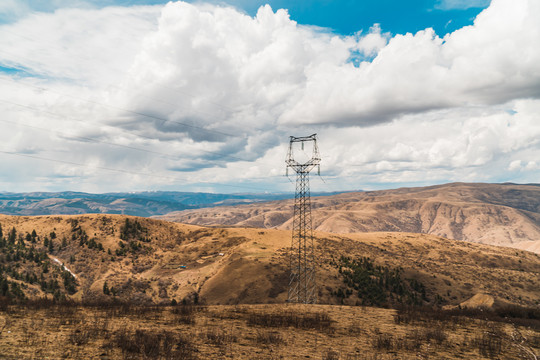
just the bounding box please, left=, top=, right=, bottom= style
left=0, top=0, right=539, bottom=194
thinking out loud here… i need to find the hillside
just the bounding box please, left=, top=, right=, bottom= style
left=0, top=214, right=538, bottom=308
left=158, top=182, right=540, bottom=253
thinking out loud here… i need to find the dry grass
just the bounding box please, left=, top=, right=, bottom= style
left=1, top=214, right=538, bottom=308
left=0, top=303, right=538, bottom=359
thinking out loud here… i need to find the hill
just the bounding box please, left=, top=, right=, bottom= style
left=1, top=214, right=538, bottom=308
left=158, top=182, right=540, bottom=253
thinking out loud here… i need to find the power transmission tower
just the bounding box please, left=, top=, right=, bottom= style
left=286, top=134, right=321, bottom=304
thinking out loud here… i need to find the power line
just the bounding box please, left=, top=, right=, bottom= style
left=0, top=77, right=238, bottom=139
left=0, top=149, right=280, bottom=191
left=0, top=118, right=178, bottom=160
left=0, top=26, right=243, bottom=114
left=0, top=96, right=333, bottom=191
left=0, top=29, right=279, bottom=148
left=0, top=31, right=335, bottom=192
left=0, top=98, right=262, bottom=164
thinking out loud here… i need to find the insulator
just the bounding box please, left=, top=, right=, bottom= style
left=318, top=165, right=320, bottom=176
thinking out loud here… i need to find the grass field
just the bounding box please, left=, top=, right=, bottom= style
left=1, top=301, right=539, bottom=359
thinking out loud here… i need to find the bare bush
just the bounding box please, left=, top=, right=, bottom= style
left=171, top=304, right=203, bottom=325
left=255, top=330, right=285, bottom=346
left=472, top=325, right=505, bottom=358
left=204, top=328, right=237, bottom=346
left=68, top=329, right=91, bottom=346
left=247, top=310, right=334, bottom=333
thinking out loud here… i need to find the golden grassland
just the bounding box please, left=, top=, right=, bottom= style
left=0, top=214, right=539, bottom=359
left=0, top=214, right=539, bottom=307
left=0, top=302, right=539, bottom=360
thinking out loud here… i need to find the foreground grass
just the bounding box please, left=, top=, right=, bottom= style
left=0, top=302, right=539, bottom=359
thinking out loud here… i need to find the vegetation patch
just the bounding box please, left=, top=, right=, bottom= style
left=247, top=310, right=334, bottom=333
left=0, top=223, right=78, bottom=301
left=331, top=256, right=428, bottom=307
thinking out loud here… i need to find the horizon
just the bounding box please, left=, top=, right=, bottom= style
left=2, top=180, right=539, bottom=196
left=1, top=0, right=539, bottom=194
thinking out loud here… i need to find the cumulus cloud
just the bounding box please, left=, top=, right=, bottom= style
left=0, top=0, right=539, bottom=192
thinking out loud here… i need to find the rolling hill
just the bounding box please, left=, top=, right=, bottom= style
left=158, top=182, right=540, bottom=253
left=1, top=214, right=538, bottom=308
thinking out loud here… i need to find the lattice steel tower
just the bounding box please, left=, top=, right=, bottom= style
left=286, top=134, right=321, bottom=304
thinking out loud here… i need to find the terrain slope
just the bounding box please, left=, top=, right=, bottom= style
left=0, top=214, right=538, bottom=308
left=158, top=182, right=540, bottom=253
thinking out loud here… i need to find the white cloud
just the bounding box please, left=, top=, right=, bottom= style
left=0, top=0, right=539, bottom=192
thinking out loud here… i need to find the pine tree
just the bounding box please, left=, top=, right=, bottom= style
left=8, top=227, right=16, bottom=244
left=103, top=281, right=110, bottom=295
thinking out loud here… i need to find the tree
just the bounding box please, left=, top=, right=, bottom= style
left=48, top=239, right=54, bottom=253
left=103, top=281, right=110, bottom=295
left=8, top=227, right=16, bottom=244
left=0, top=223, right=3, bottom=239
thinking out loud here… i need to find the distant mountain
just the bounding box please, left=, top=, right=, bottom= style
left=158, top=182, right=540, bottom=253
left=0, top=190, right=346, bottom=217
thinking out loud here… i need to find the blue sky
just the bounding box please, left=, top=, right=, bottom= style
left=226, top=0, right=490, bottom=35
left=1, top=0, right=490, bottom=35
left=0, top=0, right=539, bottom=194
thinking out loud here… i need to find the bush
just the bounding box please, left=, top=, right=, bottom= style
left=255, top=331, right=285, bottom=346
left=247, top=310, right=333, bottom=333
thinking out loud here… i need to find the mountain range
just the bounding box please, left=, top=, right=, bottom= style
left=158, top=182, right=540, bottom=254
left=0, top=190, right=344, bottom=217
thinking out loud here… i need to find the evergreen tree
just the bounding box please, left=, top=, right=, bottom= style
left=103, top=281, right=110, bottom=295
left=8, top=227, right=16, bottom=244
